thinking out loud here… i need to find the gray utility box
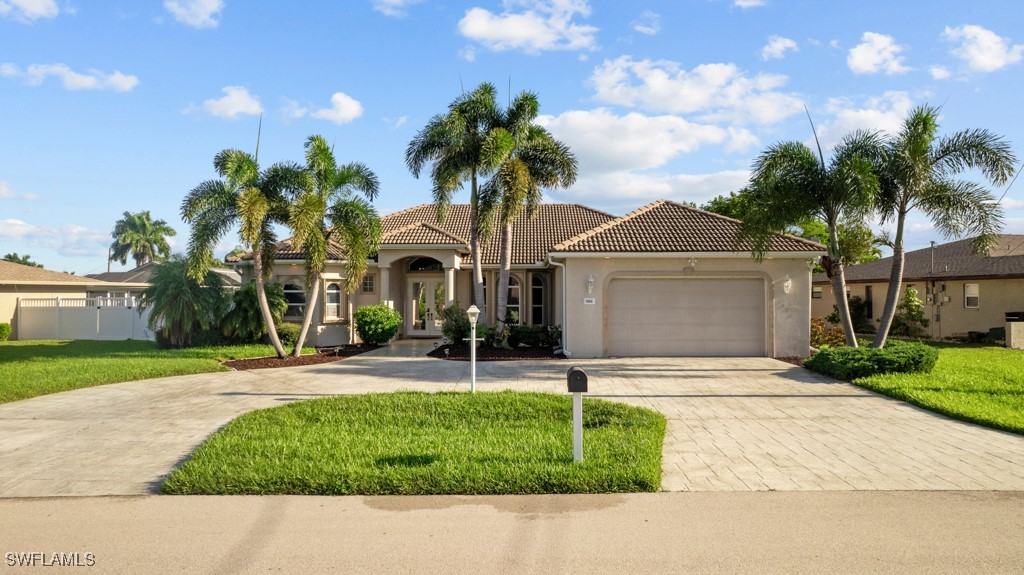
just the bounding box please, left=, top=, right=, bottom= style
left=1007, top=312, right=1024, bottom=350
left=567, top=367, right=588, bottom=393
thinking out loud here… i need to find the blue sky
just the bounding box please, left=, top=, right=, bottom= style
left=2, top=0, right=1023, bottom=274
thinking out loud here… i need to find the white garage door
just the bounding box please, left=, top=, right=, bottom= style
left=606, top=278, right=766, bottom=357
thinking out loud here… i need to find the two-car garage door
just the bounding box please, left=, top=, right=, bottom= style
left=606, top=278, right=766, bottom=357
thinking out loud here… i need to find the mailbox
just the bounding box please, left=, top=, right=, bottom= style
left=567, top=366, right=588, bottom=393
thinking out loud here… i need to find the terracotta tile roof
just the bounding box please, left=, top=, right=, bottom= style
left=381, top=203, right=617, bottom=265
left=552, top=200, right=826, bottom=254
left=813, top=235, right=1024, bottom=284
left=0, top=260, right=101, bottom=284
left=381, top=222, right=468, bottom=246
left=235, top=236, right=347, bottom=262
left=88, top=262, right=241, bottom=286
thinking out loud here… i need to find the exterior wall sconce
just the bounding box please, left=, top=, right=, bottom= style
left=586, top=274, right=594, bottom=294
left=782, top=275, right=792, bottom=294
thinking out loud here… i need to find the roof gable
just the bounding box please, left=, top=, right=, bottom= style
left=553, top=200, right=825, bottom=254
left=381, top=222, right=468, bottom=246
left=0, top=260, right=102, bottom=284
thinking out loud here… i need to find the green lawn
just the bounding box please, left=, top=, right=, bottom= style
left=854, top=343, right=1024, bottom=435
left=0, top=340, right=307, bottom=404
left=161, top=391, right=667, bottom=495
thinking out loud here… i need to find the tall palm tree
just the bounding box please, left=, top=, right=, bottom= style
left=871, top=105, right=1016, bottom=348
left=743, top=129, right=885, bottom=346
left=481, top=91, right=577, bottom=332
left=109, top=210, right=177, bottom=268
left=181, top=149, right=301, bottom=358
left=406, top=83, right=503, bottom=315
left=288, top=134, right=382, bottom=356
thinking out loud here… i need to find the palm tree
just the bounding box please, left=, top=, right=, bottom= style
left=109, top=210, right=177, bottom=268
left=288, top=134, right=382, bottom=356
left=139, top=256, right=226, bottom=348
left=181, top=149, right=302, bottom=358
left=406, top=83, right=503, bottom=315
left=2, top=253, right=42, bottom=268
left=481, top=91, right=577, bottom=333
left=872, top=105, right=1017, bottom=348
left=743, top=129, right=885, bottom=346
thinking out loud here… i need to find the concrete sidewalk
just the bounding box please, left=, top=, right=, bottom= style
left=2, top=492, right=1023, bottom=574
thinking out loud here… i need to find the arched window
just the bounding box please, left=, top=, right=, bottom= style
left=408, top=257, right=444, bottom=272
left=531, top=275, right=544, bottom=325
left=283, top=283, right=306, bottom=319
left=325, top=283, right=342, bottom=320
left=506, top=276, right=521, bottom=325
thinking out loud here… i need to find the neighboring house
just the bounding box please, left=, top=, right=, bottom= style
left=232, top=200, right=824, bottom=358
left=811, top=235, right=1024, bottom=339
left=0, top=260, right=148, bottom=339
left=87, top=261, right=242, bottom=297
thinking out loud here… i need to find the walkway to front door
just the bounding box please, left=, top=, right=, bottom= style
left=407, top=276, right=445, bottom=337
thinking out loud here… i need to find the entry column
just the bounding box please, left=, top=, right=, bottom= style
left=444, top=266, right=456, bottom=306
left=380, top=266, right=391, bottom=308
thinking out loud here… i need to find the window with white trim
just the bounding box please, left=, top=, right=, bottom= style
left=531, top=276, right=545, bottom=324
left=505, top=276, right=521, bottom=325
left=325, top=283, right=342, bottom=320
left=964, top=283, right=979, bottom=309
left=812, top=287, right=823, bottom=299
left=361, top=275, right=375, bottom=294
left=283, top=283, right=306, bottom=319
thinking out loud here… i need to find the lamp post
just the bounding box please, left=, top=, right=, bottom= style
left=466, top=304, right=480, bottom=393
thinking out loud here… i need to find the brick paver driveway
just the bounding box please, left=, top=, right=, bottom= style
left=2, top=341, right=1023, bottom=496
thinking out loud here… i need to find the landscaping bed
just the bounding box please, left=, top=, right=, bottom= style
left=161, top=391, right=666, bottom=495
left=428, top=343, right=565, bottom=361
left=223, top=345, right=378, bottom=371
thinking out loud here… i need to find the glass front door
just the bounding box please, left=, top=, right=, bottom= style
left=407, top=277, right=446, bottom=337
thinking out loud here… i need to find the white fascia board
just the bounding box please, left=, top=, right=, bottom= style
left=380, top=244, right=469, bottom=251
left=545, top=251, right=825, bottom=259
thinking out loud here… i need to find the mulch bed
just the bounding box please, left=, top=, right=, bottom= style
left=774, top=356, right=809, bottom=367
left=428, top=343, right=565, bottom=361
left=223, top=345, right=380, bottom=371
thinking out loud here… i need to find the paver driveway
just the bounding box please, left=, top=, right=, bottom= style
left=1, top=340, right=1023, bottom=496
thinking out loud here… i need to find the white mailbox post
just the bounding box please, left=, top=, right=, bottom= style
left=566, top=366, right=588, bottom=462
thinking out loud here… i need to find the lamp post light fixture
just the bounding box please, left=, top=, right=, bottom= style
left=466, top=304, right=480, bottom=393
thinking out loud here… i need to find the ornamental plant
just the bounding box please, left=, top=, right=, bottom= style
left=354, top=304, right=402, bottom=345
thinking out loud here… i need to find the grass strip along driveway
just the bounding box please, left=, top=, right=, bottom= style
left=0, top=340, right=311, bottom=404
left=854, top=343, right=1024, bottom=435
left=162, top=391, right=667, bottom=495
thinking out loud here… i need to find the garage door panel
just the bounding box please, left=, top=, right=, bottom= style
left=606, top=278, right=766, bottom=357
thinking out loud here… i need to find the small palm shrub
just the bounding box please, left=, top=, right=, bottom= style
left=139, top=257, right=227, bottom=348
left=804, top=340, right=938, bottom=380
left=354, top=304, right=402, bottom=345
left=220, top=281, right=287, bottom=343
left=0, top=322, right=12, bottom=341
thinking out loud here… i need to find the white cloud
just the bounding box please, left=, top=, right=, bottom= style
left=371, top=0, right=422, bottom=17
left=561, top=170, right=751, bottom=208
left=1000, top=197, right=1024, bottom=209
left=1, top=63, right=139, bottom=92
left=589, top=56, right=803, bottom=125
left=847, top=32, right=910, bottom=75
left=458, top=0, right=598, bottom=54
left=942, top=25, right=1023, bottom=73
left=0, top=0, right=58, bottom=21
left=311, top=92, right=364, bottom=124
left=816, top=91, right=914, bottom=148
left=164, top=0, right=223, bottom=28
left=733, top=0, right=765, bottom=8
left=459, top=46, right=477, bottom=61
left=393, top=115, right=408, bottom=128
left=761, top=35, right=797, bottom=60
left=200, top=86, right=263, bottom=119
left=0, top=219, right=110, bottom=258
left=929, top=65, right=951, bottom=80
left=281, top=98, right=308, bottom=120
left=631, top=10, right=660, bottom=36
left=0, top=181, right=38, bottom=200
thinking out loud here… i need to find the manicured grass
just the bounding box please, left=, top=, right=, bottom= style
left=853, top=343, right=1024, bottom=435
left=0, top=340, right=311, bottom=404
left=161, top=391, right=667, bottom=495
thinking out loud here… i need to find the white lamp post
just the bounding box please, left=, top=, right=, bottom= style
left=466, top=304, right=480, bottom=393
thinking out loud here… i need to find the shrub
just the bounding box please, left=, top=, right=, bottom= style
left=803, top=340, right=938, bottom=380
left=888, top=287, right=930, bottom=338
left=440, top=303, right=471, bottom=344
left=354, top=304, right=402, bottom=345
left=220, top=281, right=287, bottom=343
left=825, top=295, right=875, bottom=334
left=191, top=329, right=228, bottom=348
left=274, top=322, right=302, bottom=348
left=139, top=257, right=227, bottom=348
left=0, top=322, right=11, bottom=341
left=508, top=325, right=549, bottom=348
left=810, top=317, right=845, bottom=348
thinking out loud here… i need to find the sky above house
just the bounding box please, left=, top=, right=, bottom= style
left=2, top=0, right=1023, bottom=274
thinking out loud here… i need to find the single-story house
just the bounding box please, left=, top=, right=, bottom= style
left=87, top=261, right=242, bottom=297
left=811, top=235, right=1024, bottom=339
left=0, top=260, right=149, bottom=339
left=232, top=199, right=824, bottom=358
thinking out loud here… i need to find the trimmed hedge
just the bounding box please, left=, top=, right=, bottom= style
left=803, top=340, right=939, bottom=380
left=0, top=322, right=11, bottom=341
left=354, top=304, right=402, bottom=345
left=274, top=322, right=301, bottom=348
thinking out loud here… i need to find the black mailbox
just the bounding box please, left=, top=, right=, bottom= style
left=567, top=366, right=588, bottom=393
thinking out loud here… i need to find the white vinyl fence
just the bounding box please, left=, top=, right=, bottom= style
left=17, top=297, right=155, bottom=341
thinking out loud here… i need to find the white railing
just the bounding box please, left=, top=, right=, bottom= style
left=16, top=297, right=155, bottom=341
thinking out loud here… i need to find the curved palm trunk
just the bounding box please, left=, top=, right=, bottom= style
left=872, top=213, right=906, bottom=348
left=292, top=273, right=321, bottom=357
left=495, top=223, right=513, bottom=335
left=252, top=246, right=287, bottom=358
left=827, top=226, right=858, bottom=347
left=470, top=171, right=486, bottom=318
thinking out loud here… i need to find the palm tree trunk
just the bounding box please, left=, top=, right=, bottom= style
left=828, top=225, right=858, bottom=347
left=495, top=223, right=512, bottom=334
left=872, top=212, right=906, bottom=348
left=292, top=273, right=321, bottom=357
left=252, top=246, right=287, bottom=358
left=470, top=170, right=486, bottom=318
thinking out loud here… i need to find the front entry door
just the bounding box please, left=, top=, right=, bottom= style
left=408, top=278, right=446, bottom=337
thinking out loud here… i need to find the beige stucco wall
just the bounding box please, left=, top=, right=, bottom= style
left=812, top=278, right=1024, bottom=338
left=560, top=256, right=812, bottom=358
left=0, top=285, right=92, bottom=340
